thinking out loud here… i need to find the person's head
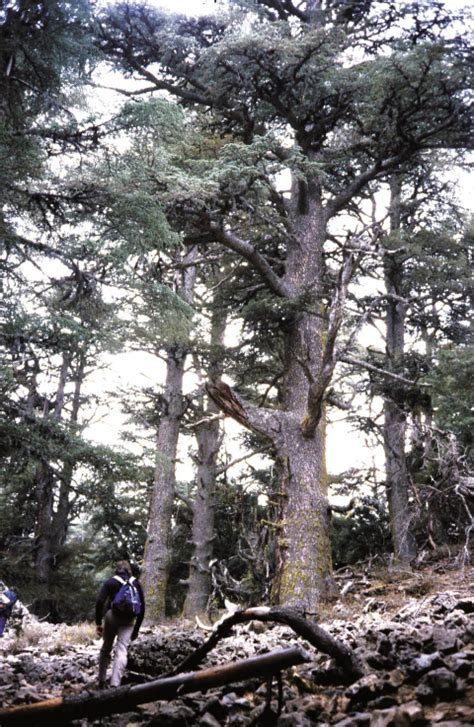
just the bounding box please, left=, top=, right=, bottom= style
left=115, top=560, right=132, bottom=576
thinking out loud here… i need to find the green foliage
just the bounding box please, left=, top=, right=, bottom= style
left=0, top=441, right=148, bottom=622
left=429, top=347, right=474, bottom=453
left=129, top=281, right=196, bottom=349
left=1, top=0, right=98, bottom=247
left=166, top=500, right=193, bottom=615
left=331, top=498, right=391, bottom=568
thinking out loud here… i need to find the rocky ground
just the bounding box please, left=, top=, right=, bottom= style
left=0, top=559, right=473, bottom=726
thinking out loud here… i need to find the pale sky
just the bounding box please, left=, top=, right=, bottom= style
left=98, top=0, right=218, bottom=13
left=152, top=0, right=217, bottom=13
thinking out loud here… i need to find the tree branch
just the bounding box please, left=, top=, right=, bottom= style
left=210, top=223, right=293, bottom=299
left=324, top=154, right=411, bottom=221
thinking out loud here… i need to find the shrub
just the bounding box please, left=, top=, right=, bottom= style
left=331, top=498, right=391, bottom=568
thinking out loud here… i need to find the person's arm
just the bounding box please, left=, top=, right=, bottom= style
left=131, top=581, right=145, bottom=640
left=95, top=581, right=110, bottom=636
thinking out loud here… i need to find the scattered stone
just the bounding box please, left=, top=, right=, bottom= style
left=199, top=712, right=222, bottom=727
left=276, top=712, right=315, bottom=726
left=0, top=564, right=472, bottom=725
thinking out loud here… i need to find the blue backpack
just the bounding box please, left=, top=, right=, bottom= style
left=111, top=576, right=141, bottom=618
left=0, top=588, right=17, bottom=615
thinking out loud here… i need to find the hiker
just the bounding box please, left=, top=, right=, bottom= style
left=0, top=583, right=18, bottom=637
left=95, top=560, right=145, bottom=688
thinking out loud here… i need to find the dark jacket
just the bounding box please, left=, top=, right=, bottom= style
left=95, top=570, right=145, bottom=638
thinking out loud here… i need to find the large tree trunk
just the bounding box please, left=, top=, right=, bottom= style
left=182, top=410, right=220, bottom=616
left=271, top=424, right=332, bottom=608
left=143, top=248, right=198, bottom=621
left=383, top=177, right=417, bottom=563
left=208, top=175, right=334, bottom=609
left=183, top=300, right=226, bottom=617
left=273, top=174, right=333, bottom=607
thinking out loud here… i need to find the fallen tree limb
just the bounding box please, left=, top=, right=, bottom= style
left=0, top=646, right=309, bottom=726
left=188, top=606, right=363, bottom=682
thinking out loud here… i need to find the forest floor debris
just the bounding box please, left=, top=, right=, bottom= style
left=0, top=559, right=472, bottom=725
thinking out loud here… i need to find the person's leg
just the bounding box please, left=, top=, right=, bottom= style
left=110, top=620, right=134, bottom=687
left=98, top=610, right=117, bottom=686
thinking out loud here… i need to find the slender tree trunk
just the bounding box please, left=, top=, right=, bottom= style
left=383, top=177, right=417, bottom=563
left=50, top=359, right=85, bottom=560
left=34, top=464, right=54, bottom=589
left=183, top=300, right=226, bottom=617
left=143, top=248, right=198, bottom=621
left=33, top=355, right=87, bottom=611
left=143, top=347, right=187, bottom=619
left=417, top=321, right=447, bottom=545
left=34, top=353, right=71, bottom=604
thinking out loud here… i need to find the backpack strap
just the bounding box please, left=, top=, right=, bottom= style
left=113, top=575, right=136, bottom=585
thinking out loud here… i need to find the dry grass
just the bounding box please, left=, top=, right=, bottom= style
left=5, top=619, right=96, bottom=654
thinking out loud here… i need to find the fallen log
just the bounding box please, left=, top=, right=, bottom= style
left=0, top=646, right=309, bottom=726
left=188, top=606, right=363, bottom=682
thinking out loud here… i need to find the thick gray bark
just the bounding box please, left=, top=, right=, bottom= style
left=383, top=177, right=417, bottom=563
left=183, top=300, right=226, bottom=617
left=208, top=175, right=335, bottom=608
left=272, top=174, right=334, bottom=607
left=182, top=410, right=219, bottom=616
left=143, top=247, right=198, bottom=621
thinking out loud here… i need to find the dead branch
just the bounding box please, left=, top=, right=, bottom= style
left=216, top=446, right=272, bottom=476
left=187, top=413, right=223, bottom=429
left=340, top=355, right=431, bottom=387
left=178, top=606, right=363, bottom=682
left=302, top=250, right=360, bottom=438
left=0, top=647, right=309, bottom=726
left=206, top=381, right=281, bottom=439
